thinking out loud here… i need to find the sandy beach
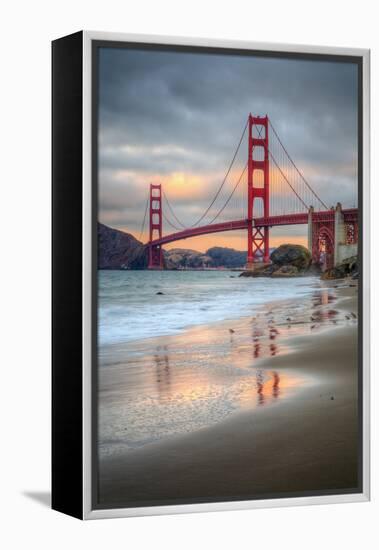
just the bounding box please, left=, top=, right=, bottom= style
left=97, top=278, right=359, bottom=508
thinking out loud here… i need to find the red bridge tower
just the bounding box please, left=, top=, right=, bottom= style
left=247, top=114, right=270, bottom=267
left=148, top=183, right=164, bottom=269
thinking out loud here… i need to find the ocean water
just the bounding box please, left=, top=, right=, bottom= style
left=97, top=270, right=345, bottom=456
left=98, top=270, right=319, bottom=347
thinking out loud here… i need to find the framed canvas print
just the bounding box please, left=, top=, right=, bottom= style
left=52, top=31, right=370, bottom=519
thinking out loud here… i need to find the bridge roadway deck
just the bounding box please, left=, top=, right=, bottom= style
left=149, top=209, right=358, bottom=247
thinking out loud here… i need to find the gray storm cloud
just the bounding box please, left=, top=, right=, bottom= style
left=97, top=45, right=359, bottom=241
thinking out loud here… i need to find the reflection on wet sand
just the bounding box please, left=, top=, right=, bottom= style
left=273, top=372, right=280, bottom=398
left=255, top=371, right=281, bottom=405
left=313, top=288, right=336, bottom=307
left=256, top=370, right=265, bottom=405
left=154, top=346, right=171, bottom=401
left=99, top=285, right=356, bottom=456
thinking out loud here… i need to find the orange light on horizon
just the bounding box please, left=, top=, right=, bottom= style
left=125, top=228, right=307, bottom=253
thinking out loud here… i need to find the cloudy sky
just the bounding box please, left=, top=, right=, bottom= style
left=97, top=45, right=358, bottom=251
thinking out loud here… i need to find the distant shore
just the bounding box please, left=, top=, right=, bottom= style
left=98, top=280, right=359, bottom=508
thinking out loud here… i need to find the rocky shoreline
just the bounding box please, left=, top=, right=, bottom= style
left=240, top=243, right=358, bottom=281
left=98, top=224, right=358, bottom=281
left=240, top=243, right=316, bottom=278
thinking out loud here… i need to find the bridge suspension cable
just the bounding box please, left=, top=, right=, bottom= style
left=162, top=191, right=187, bottom=229
left=268, top=119, right=328, bottom=210
left=268, top=150, right=309, bottom=210
left=207, top=163, right=248, bottom=224
left=138, top=192, right=149, bottom=241
left=189, top=118, right=248, bottom=227
left=147, top=116, right=330, bottom=240
left=162, top=211, right=184, bottom=231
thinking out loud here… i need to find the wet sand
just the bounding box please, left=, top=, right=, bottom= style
left=97, top=280, right=359, bottom=508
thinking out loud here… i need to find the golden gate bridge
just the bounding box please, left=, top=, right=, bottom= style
left=138, top=114, right=358, bottom=270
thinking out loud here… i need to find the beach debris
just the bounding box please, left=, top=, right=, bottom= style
left=330, top=396, right=335, bottom=400
left=310, top=324, right=316, bottom=330
left=286, top=317, right=292, bottom=321
left=350, top=312, right=357, bottom=318
left=156, top=291, right=165, bottom=295
left=345, top=315, right=350, bottom=320
left=229, top=328, right=235, bottom=334
left=310, top=315, right=316, bottom=321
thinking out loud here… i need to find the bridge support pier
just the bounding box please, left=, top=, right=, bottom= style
left=247, top=114, right=270, bottom=268
left=309, top=203, right=358, bottom=270
left=307, top=206, right=314, bottom=254
left=148, top=183, right=164, bottom=269
left=148, top=244, right=163, bottom=269
left=334, top=202, right=358, bottom=266
left=334, top=202, right=346, bottom=266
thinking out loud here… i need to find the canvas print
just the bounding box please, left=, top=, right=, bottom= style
left=95, top=44, right=361, bottom=508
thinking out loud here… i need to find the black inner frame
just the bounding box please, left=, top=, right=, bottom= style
left=91, top=39, right=364, bottom=510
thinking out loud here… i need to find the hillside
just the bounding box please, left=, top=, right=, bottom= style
left=98, top=223, right=253, bottom=269
left=164, top=248, right=213, bottom=269
left=98, top=223, right=148, bottom=269
left=206, top=247, right=247, bottom=268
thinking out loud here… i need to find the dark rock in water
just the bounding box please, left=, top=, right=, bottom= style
left=307, top=262, right=323, bottom=276
left=270, top=244, right=312, bottom=270
left=239, top=244, right=312, bottom=278
left=156, top=291, right=164, bottom=295
left=239, top=264, right=275, bottom=277
left=271, top=265, right=299, bottom=277
left=98, top=222, right=148, bottom=269
left=321, top=255, right=358, bottom=280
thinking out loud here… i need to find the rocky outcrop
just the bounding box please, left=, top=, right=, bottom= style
left=321, top=255, right=358, bottom=280
left=240, top=244, right=313, bottom=278
left=98, top=223, right=148, bottom=269
left=270, top=243, right=312, bottom=271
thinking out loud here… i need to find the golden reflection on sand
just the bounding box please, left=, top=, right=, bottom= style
left=98, top=285, right=356, bottom=453
left=148, top=340, right=306, bottom=410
